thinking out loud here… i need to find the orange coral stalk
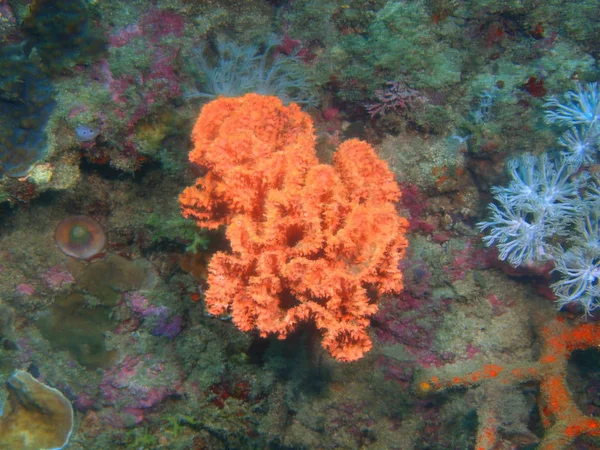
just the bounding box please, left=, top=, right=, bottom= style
left=416, top=318, right=600, bottom=449
left=180, top=93, right=408, bottom=362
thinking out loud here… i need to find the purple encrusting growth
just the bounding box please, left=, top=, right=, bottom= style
left=126, top=291, right=182, bottom=338
left=152, top=315, right=183, bottom=338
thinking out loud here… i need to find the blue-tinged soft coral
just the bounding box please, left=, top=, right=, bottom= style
left=545, top=82, right=600, bottom=165
left=552, top=244, right=600, bottom=313
left=184, top=36, right=317, bottom=105
left=478, top=154, right=580, bottom=266
left=21, top=0, right=106, bottom=74
left=544, top=82, right=600, bottom=127
left=0, top=0, right=103, bottom=180
left=0, top=46, right=55, bottom=178
left=480, top=82, right=600, bottom=314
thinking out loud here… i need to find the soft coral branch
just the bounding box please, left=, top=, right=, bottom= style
left=180, top=94, right=408, bottom=361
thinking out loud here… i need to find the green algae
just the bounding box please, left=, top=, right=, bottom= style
left=35, top=255, right=156, bottom=368
left=68, top=254, right=157, bottom=306
left=36, top=292, right=118, bottom=369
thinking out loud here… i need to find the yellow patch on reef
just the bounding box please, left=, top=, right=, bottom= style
left=0, top=370, right=74, bottom=450
left=134, top=109, right=183, bottom=157
left=417, top=381, right=432, bottom=394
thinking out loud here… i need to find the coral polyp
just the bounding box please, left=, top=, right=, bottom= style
left=54, top=216, right=106, bottom=260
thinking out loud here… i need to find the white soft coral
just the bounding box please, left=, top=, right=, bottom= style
left=545, top=82, right=600, bottom=165
left=544, top=82, right=600, bottom=128
left=478, top=154, right=579, bottom=266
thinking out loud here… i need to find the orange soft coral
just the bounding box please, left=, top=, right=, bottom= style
left=180, top=93, right=408, bottom=362
left=179, top=94, right=318, bottom=229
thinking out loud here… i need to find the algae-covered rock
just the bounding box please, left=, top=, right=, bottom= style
left=0, top=370, right=74, bottom=450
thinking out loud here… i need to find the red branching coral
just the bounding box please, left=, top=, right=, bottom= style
left=180, top=94, right=408, bottom=361
left=417, top=317, right=600, bottom=449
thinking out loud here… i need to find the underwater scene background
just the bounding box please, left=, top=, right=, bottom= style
left=0, top=0, right=599, bottom=449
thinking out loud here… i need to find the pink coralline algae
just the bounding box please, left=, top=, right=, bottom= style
left=73, top=392, right=96, bottom=412
left=109, top=9, right=184, bottom=47
left=139, top=9, right=185, bottom=42
left=108, top=23, right=142, bottom=48
left=77, top=7, right=186, bottom=168
left=443, top=238, right=494, bottom=282
left=375, top=291, right=454, bottom=367
left=99, top=354, right=183, bottom=427
left=105, top=49, right=181, bottom=154
left=373, top=260, right=454, bottom=387
left=41, top=265, right=75, bottom=290
left=487, top=293, right=516, bottom=316
left=15, top=283, right=36, bottom=296
left=398, top=183, right=432, bottom=233
left=126, top=291, right=155, bottom=316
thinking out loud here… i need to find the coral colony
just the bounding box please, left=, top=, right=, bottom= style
left=184, top=36, right=316, bottom=105
left=54, top=216, right=106, bottom=260
left=0, top=370, right=74, bottom=450
left=479, top=82, right=600, bottom=314
left=2, top=1, right=600, bottom=449
left=180, top=94, right=408, bottom=361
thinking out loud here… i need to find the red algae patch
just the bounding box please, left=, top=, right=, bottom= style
left=54, top=215, right=106, bottom=260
